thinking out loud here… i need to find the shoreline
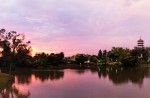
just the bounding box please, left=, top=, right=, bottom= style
left=12, top=63, right=150, bottom=71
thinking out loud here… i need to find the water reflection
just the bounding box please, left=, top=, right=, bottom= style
left=0, top=70, right=64, bottom=98
left=1, top=67, right=150, bottom=98
left=15, top=69, right=32, bottom=84
left=5, top=68, right=150, bottom=87
left=33, top=70, right=64, bottom=82
left=97, top=67, right=150, bottom=86
left=1, top=82, right=30, bottom=98
left=15, top=70, right=64, bottom=84
left=74, top=69, right=86, bottom=75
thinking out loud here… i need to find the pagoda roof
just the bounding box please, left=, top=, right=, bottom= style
left=137, top=37, right=144, bottom=42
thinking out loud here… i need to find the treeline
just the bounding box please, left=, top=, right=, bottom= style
left=67, top=47, right=150, bottom=67
left=0, top=29, right=150, bottom=70
left=0, top=29, right=65, bottom=69
left=31, top=52, right=64, bottom=68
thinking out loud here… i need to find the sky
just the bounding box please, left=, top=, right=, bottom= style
left=0, top=0, right=150, bottom=56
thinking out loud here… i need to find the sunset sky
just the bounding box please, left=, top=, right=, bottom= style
left=0, top=0, right=150, bottom=56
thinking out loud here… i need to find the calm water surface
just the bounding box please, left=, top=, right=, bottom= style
left=1, top=67, right=150, bottom=98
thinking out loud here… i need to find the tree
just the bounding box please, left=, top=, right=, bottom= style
left=108, top=47, right=120, bottom=61
left=90, top=55, right=99, bottom=64
left=131, top=48, right=142, bottom=58
left=56, top=52, right=64, bottom=63
left=108, top=47, right=130, bottom=62
left=75, top=54, right=88, bottom=65
left=121, top=56, right=138, bottom=66
left=47, top=52, right=65, bottom=66
left=103, top=50, right=107, bottom=56
left=101, top=50, right=108, bottom=65
left=0, top=29, right=31, bottom=77
left=142, top=48, right=149, bottom=61
left=131, top=47, right=150, bottom=62
left=15, top=42, right=32, bottom=67
left=98, top=49, right=102, bottom=59
left=33, top=52, right=49, bottom=67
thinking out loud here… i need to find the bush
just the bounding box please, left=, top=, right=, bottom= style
left=121, top=56, right=138, bottom=67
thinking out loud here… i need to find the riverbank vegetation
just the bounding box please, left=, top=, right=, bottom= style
left=0, top=28, right=150, bottom=71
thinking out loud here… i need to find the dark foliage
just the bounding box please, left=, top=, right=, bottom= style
left=121, top=56, right=138, bottom=66
left=75, top=54, right=88, bottom=65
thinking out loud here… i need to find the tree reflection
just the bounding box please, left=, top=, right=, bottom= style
left=7, top=67, right=150, bottom=93
left=74, top=69, right=86, bottom=75
left=15, top=69, right=32, bottom=84
left=1, top=82, right=30, bottom=98
left=0, top=70, right=64, bottom=98
left=33, top=70, right=64, bottom=82
left=97, top=67, right=150, bottom=86
left=14, top=69, right=64, bottom=84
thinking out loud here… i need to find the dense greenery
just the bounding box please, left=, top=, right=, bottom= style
left=31, top=52, right=64, bottom=68
left=68, top=47, right=150, bottom=67
left=0, top=29, right=150, bottom=70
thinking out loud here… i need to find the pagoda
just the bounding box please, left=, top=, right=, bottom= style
left=137, top=37, right=144, bottom=48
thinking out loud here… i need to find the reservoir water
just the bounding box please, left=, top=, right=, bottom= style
left=1, top=67, right=150, bottom=98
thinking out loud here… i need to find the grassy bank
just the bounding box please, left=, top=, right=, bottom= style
left=0, top=73, right=9, bottom=92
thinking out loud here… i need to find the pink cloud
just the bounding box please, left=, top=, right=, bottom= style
left=0, top=0, right=150, bottom=56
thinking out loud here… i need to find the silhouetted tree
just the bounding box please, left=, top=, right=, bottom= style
left=15, top=42, right=32, bottom=67
left=33, top=52, right=49, bottom=67
left=75, top=54, right=88, bottom=65
left=98, top=49, right=102, bottom=59
left=121, top=56, right=138, bottom=66
left=48, top=52, right=65, bottom=66
left=0, top=29, right=31, bottom=77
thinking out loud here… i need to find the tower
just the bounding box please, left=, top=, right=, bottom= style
left=137, top=37, right=144, bottom=48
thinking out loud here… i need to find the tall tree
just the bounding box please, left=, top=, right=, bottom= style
left=101, top=50, right=108, bottom=65
left=98, top=49, right=102, bottom=59
left=0, top=29, right=31, bottom=77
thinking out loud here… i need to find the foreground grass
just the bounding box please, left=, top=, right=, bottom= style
left=0, top=73, right=9, bottom=92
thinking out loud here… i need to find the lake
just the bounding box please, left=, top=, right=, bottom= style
left=1, top=67, right=150, bottom=98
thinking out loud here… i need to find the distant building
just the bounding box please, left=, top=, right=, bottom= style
left=137, top=37, right=144, bottom=48
left=134, top=37, right=145, bottom=59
